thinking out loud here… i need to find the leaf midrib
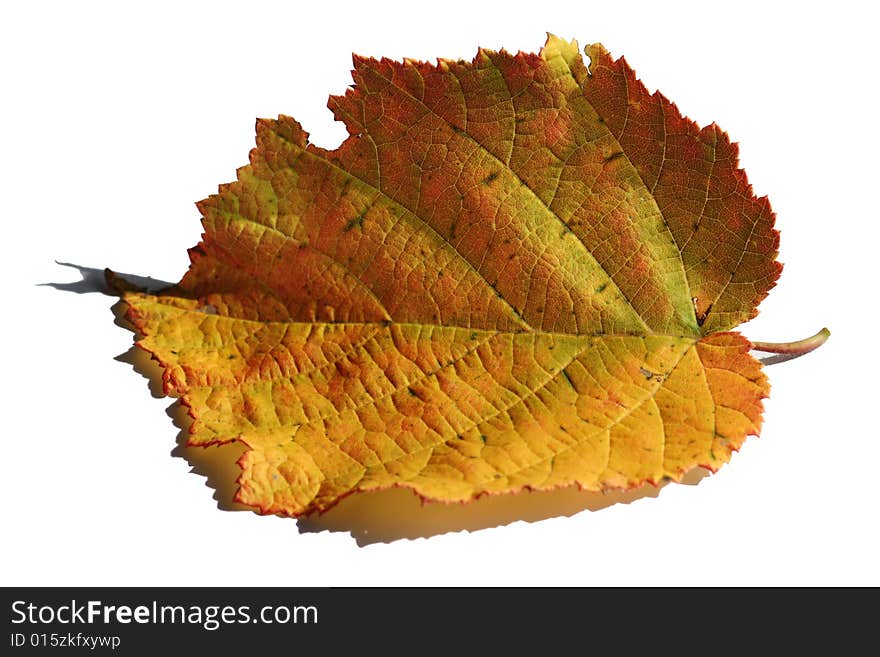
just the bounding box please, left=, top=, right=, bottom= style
left=141, top=294, right=702, bottom=341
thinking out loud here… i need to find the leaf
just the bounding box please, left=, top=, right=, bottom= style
left=117, top=35, right=817, bottom=517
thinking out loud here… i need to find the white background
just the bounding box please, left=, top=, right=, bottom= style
left=2, top=0, right=877, bottom=585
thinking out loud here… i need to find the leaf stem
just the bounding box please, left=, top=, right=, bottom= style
left=751, top=327, right=830, bottom=355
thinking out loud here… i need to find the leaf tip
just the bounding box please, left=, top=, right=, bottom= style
left=542, top=33, right=580, bottom=63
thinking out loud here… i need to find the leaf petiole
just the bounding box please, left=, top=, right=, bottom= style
left=751, top=327, right=830, bottom=356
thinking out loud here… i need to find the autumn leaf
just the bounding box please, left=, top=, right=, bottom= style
left=115, top=35, right=827, bottom=517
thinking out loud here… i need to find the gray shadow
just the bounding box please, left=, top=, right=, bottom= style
left=758, top=352, right=805, bottom=366
left=41, top=261, right=171, bottom=294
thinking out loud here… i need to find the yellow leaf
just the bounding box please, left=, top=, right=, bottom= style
left=116, top=36, right=825, bottom=517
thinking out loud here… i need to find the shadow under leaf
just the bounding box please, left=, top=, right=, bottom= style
left=298, top=468, right=708, bottom=546
left=757, top=352, right=805, bottom=366
left=42, top=261, right=171, bottom=294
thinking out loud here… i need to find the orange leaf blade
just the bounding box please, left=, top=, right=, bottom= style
left=115, top=36, right=809, bottom=519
